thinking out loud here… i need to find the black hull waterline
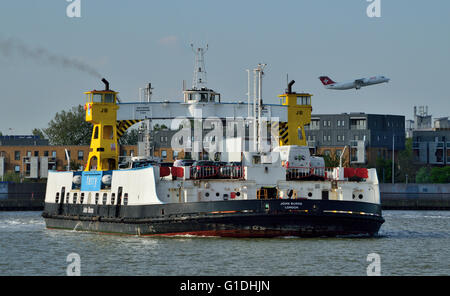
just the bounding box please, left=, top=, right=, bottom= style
left=42, top=199, right=384, bottom=237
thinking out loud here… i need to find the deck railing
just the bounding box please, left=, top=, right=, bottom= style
left=189, top=165, right=244, bottom=180
left=286, top=167, right=337, bottom=180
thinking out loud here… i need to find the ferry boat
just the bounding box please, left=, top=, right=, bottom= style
left=42, top=55, right=384, bottom=237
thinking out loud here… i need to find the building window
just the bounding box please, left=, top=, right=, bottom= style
left=102, top=193, right=107, bottom=205
left=78, top=151, right=84, bottom=161
left=310, top=120, right=320, bottom=130
left=27, top=151, right=31, bottom=157
left=161, top=150, right=167, bottom=159
left=34, top=151, right=39, bottom=157
left=44, top=151, right=49, bottom=157
left=324, top=150, right=331, bottom=156
left=337, top=120, right=341, bottom=127
left=129, top=150, right=134, bottom=156
left=14, top=165, right=20, bottom=172
left=52, top=151, right=56, bottom=158
left=351, top=119, right=366, bottom=130
left=14, top=151, right=20, bottom=160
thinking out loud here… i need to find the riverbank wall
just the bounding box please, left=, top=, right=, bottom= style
left=0, top=182, right=46, bottom=211
left=380, top=183, right=450, bottom=210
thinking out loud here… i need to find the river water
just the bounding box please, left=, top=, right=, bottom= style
left=0, top=210, right=449, bottom=276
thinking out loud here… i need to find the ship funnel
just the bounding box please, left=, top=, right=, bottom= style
left=287, top=80, right=295, bottom=94
left=101, top=78, right=110, bottom=91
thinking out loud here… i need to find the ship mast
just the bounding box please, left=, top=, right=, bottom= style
left=191, top=44, right=208, bottom=90
left=140, top=83, right=153, bottom=158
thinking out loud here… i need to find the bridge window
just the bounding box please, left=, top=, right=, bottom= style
left=104, top=93, right=115, bottom=103
left=297, top=96, right=310, bottom=105
left=200, top=93, right=208, bottom=102
left=93, top=93, right=103, bottom=103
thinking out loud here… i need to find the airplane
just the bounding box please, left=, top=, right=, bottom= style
left=319, top=75, right=390, bottom=90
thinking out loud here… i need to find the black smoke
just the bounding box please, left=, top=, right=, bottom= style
left=0, top=37, right=102, bottom=78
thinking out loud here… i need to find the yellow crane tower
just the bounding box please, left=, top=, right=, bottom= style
left=84, top=79, right=120, bottom=171
left=278, top=80, right=313, bottom=147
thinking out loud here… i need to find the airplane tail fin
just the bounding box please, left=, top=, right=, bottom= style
left=319, top=76, right=335, bottom=85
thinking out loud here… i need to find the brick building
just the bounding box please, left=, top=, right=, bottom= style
left=0, top=136, right=137, bottom=179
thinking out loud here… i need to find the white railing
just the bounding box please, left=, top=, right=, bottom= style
left=286, top=167, right=337, bottom=180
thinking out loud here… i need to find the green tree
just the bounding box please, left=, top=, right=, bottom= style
left=322, top=152, right=346, bottom=168
left=42, top=105, right=92, bottom=145
left=119, top=129, right=139, bottom=145
left=396, top=138, right=420, bottom=183
left=153, top=123, right=168, bottom=131
left=32, top=128, right=45, bottom=139
left=375, top=157, right=392, bottom=183
left=429, top=166, right=450, bottom=183
left=2, top=172, right=21, bottom=182
left=415, top=167, right=431, bottom=183
left=69, top=159, right=81, bottom=171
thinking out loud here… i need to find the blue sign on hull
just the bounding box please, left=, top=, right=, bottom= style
left=80, top=171, right=103, bottom=191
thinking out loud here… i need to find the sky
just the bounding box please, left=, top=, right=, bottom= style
left=0, top=0, right=449, bottom=135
